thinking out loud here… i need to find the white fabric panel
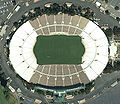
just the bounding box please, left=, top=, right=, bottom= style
left=96, top=46, right=108, bottom=56
left=30, top=32, right=38, bottom=40
left=10, top=47, right=22, bottom=58
left=25, top=56, right=35, bottom=66
left=85, top=46, right=96, bottom=54
left=15, top=30, right=28, bottom=39
left=84, top=21, right=97, bottom=34
left=22, top=47, right=32, bottom=53
left=81, top=61, right=91, bottom=69
left=84, top=67, right=98, bottom=81
left=23, top=51, right=33, bottom=60
left=30, top=60, right=38, bottom=69
left=10, top=37, right=24, bottom=47
left=25, top=35, right=35, bottom=46
left=90, top=27, right=105, bottom=40
left=82, top=33, right=94, bottom=43
left=90, top=61, right=105, bottom=75
left=22, top=68, right=35, bottom=81
left=96, top=38, right=108, bottom=46
left=10, top=55, right=24, bottom=67
left=22, top=21, right=34, bottom=33
left=15, top=63, right=28, bottom=75
left=95, top=55, right=108, bottom=64
left=22, top=38, right=33, bottom=48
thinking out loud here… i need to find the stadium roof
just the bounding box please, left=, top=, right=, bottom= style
left=9, top=14, right=108, bottom=87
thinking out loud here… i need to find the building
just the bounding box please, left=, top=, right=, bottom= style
left=9, top=13, right=108, bottom=90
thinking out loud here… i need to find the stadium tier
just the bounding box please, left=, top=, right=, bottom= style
left=9, top=13, right=108, bottom=87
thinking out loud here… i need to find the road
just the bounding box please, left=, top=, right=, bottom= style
left=85, top=82, right=120, bottom=104
left=0, top=0, right=120, bottom=104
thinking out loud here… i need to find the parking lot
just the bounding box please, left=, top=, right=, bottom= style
left=0, top=0, right=14, bottom=22
left=108, top=0, right=120, bottom=7
left=94, top=0, right=120, bottom=19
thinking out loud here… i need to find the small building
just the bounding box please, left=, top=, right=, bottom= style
left=17, top=88, right=22, bottom=93
left=44, top=3, right=52, bottom=8
left=100, top=6, right=107, bottom=12
left=14, top=5, right=20, bottom=12
left=33, top=0, right=40, bottom=3
left=90, top=87, right=94, bottom=92
left=45, top=95, right=53, bottom=99
left=109, top=41, right=118, bottom=59
left=35, top=99, right=42, bottom=104
left=24, top=12, right=29, bottom=17
left=78, top=99, right=86, bottom=104
left=8, top=85, right=15, bottom=93
left=111, top=81, right=118, bottom=87
left=65, top=95, right=74, bottom=99
left=101, top=25, right=109, bottom=30
left=65, top=2, right=72, bottom=7
left=95, top=2, right=101, bottom=7
left=0, top=25, right=8, bottom=36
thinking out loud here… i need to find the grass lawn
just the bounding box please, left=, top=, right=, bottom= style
left=0, top=85, right=8, bottom=104
left=0, top=85, right=17, bottom=104
left=33, top=35, right=85, bottom=65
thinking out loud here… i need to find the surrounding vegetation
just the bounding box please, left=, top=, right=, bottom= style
left=12, top=3, right=95, bottom=29
left=0, top=65, right=17, bottom=104
left=103, top=61, right=120, bottom=73
left=0, top=85, right=17, bottom=104
left=103, top=26, right=120, bottom=37
left=33, top=35, right=85, bottom=65
left=114, top=6, right=119, bottom=10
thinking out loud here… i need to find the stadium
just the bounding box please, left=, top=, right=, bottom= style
left=9, top=13, right=108, bottom=88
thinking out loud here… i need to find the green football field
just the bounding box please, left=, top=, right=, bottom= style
left=33, top=35, right=85, bottom=65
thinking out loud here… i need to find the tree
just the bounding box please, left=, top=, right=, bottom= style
left=44, top=7, right=51, bottom=16
left=105, top=0, right=108, bottom=3
left=81, top=8, right=87, bottom=16
left=34, top=7, right=43, bottom=16
left=0, top=65, right=2, bottom=71
left=114, top=61, right=120, bottom=70
left=13, top=22, right=19, bottom=28
left=115, top=6, right=119, bottom=10
left=103, top=62, right=114, bottom=73
left=68, top=4, right=77, bottom=16
left=21, top=15, right=27, bottom=22
left=116, top=17, right=120, bottom=22
left=113, top=26, right=120, bottom=36
left=78, top=6, right=82, bottom=12
left=5, top=94, right=10, bottom=100
left=20, top=97, right=24, bottom=101
left=61, top=3, right=69, bottom=14
left=105, top=10, right=110, bottom=15
left=50, top=3, right=60, bottom=15
left=104, top=28, right=113, bottom=37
